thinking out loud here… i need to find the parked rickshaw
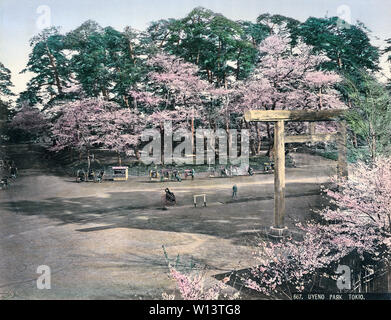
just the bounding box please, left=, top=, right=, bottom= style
left=76, top=168, right=105, bottom=183
left=149, top=169, right=160, bottom=181
left=263, top=161, right=275, bottom=173
left=171, top=169, right=182, bottom=182
left=183, top=169, right=195, bottom=180
left=150, top=168, right=182, bottom=182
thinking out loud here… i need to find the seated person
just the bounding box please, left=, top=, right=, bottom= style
left=88, top=169, right=95, bottom=180
left=10, top=166, right=17, bottom=178
left=78, top=170, right=86, bottom=181
left=1, top=177, right=8, bottom=188
left=173, top=170, right=181, bottom=181
left=96, top=170, right=104, bottom=182
left=150, top=170, right=157, bottom=178
left=165, top=188, right=176, bottom=203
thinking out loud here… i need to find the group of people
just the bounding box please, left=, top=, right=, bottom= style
left=0, top=160, right=18, bottom=190
left=76, top=168, right=105, bottom=183
left=220, top=165, right=254, bottom=177
left=150, top=168, right=195, bottom=182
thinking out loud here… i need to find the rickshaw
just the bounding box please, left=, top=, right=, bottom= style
left=149, top=169, right=160, bottom=181
left=263, top=161, right=275, bottom=173
left=160, top=169, right=171, bottom=181
left=171, top=169, right=182, bottom=182
left=76, top=168, right=104, bottom=183
left=183, top=169, right=195, bottom=180
left=95, top=169, right=105, bottom=183
left=220, top=166, right=231, bottom=177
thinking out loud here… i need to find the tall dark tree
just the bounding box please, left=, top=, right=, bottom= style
left=0, top=62, right=14, bottom=138
left=65, top=21, right=145, bottom=106
left=344, top=71, right=391, bottom=158
left=20, top=27, right=70, bottom=105
left=384, top=38, right=391, bottom=90
left=0, top=62, right=14, bottom=97
left=146, top=7, right=261, bottom=85
left=299, top=17, right=379, bottom=73
left=256, top=13, right=300, bottom=47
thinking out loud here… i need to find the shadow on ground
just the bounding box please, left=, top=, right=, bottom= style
left=0, top=182, right=327, bottom=248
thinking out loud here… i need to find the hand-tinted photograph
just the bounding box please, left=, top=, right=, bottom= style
left=0, top=0, right=390, bottom=309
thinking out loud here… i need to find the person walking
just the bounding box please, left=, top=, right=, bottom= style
left=232, top=184, right=238, bottom=199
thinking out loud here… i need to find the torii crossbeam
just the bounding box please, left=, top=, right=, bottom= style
left=244, top=109, right=348, bottom=237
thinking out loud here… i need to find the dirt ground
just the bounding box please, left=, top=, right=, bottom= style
left=0, top=144, right=338, bottom=299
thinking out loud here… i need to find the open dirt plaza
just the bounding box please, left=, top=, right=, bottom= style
left=0, top=145, right=338, bottom=299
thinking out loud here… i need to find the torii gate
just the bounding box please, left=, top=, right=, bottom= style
left=244, top=109, right=348, bottom=237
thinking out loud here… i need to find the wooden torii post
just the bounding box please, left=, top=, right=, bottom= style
left=244, top=109, right=348, bottom=237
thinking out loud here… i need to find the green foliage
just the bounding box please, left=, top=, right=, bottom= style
left=0, top=62, right=14, bottom=97
left=256, top=13, right=300, bottom=46
left=64, top=21, right=148, bottom=106
left=314, top=144, right=371, bottom=163
left=146, top=7, right=263, bottom=84
left=0, top=61, right=14, bottom=141
left=14, top=7, right=390, bottom=163
left=299, top=17, right=379, bottom=73
left=20, top=27, right=71, bottom=105
left=344, top=72, right=391, bottom=159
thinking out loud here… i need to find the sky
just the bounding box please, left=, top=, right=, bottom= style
left=1, top=0, right=391, bottom=94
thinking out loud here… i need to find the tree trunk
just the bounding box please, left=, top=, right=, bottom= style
left=123, top=95, right=130, bottom=108
left=353, top=132, right=358, bottom=148
left=87, top=150, right=91, bottom=178
left=266, top=123, right=273, bottom=157
left=128, top=40, right=135, bottom=63
left=369, top=122, right=376, bottom=160
left=117, top=151, right=122, bottom=166
left=236, top=47, right=242, bottom=80
left=191, top=113, right=195, bottom=163
left=256, top=123, right=262, bottom=154
left=46, top=44, right=63, bottom=95
left=102, top=88, right=109, bottom=100
left=135, top=147, right=141, bottom=161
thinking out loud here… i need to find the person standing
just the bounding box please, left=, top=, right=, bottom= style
left=10, top=165, right=17, bottom=178
left=232, top=185, right=238, bottom=199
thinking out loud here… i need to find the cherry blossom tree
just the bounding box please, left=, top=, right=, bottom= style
left=247, top=157, right=391, bottom=298
left=132, top=53, right=212, bottom=129
left=95, top=107, right=145, bottom=163
left=10, top=105, right=50, bottom=140
left=130, top=53, right=213, bottom=162
left=233, top=35, right=346, bottom=154
left=51, top=98, right=142, bottom=169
